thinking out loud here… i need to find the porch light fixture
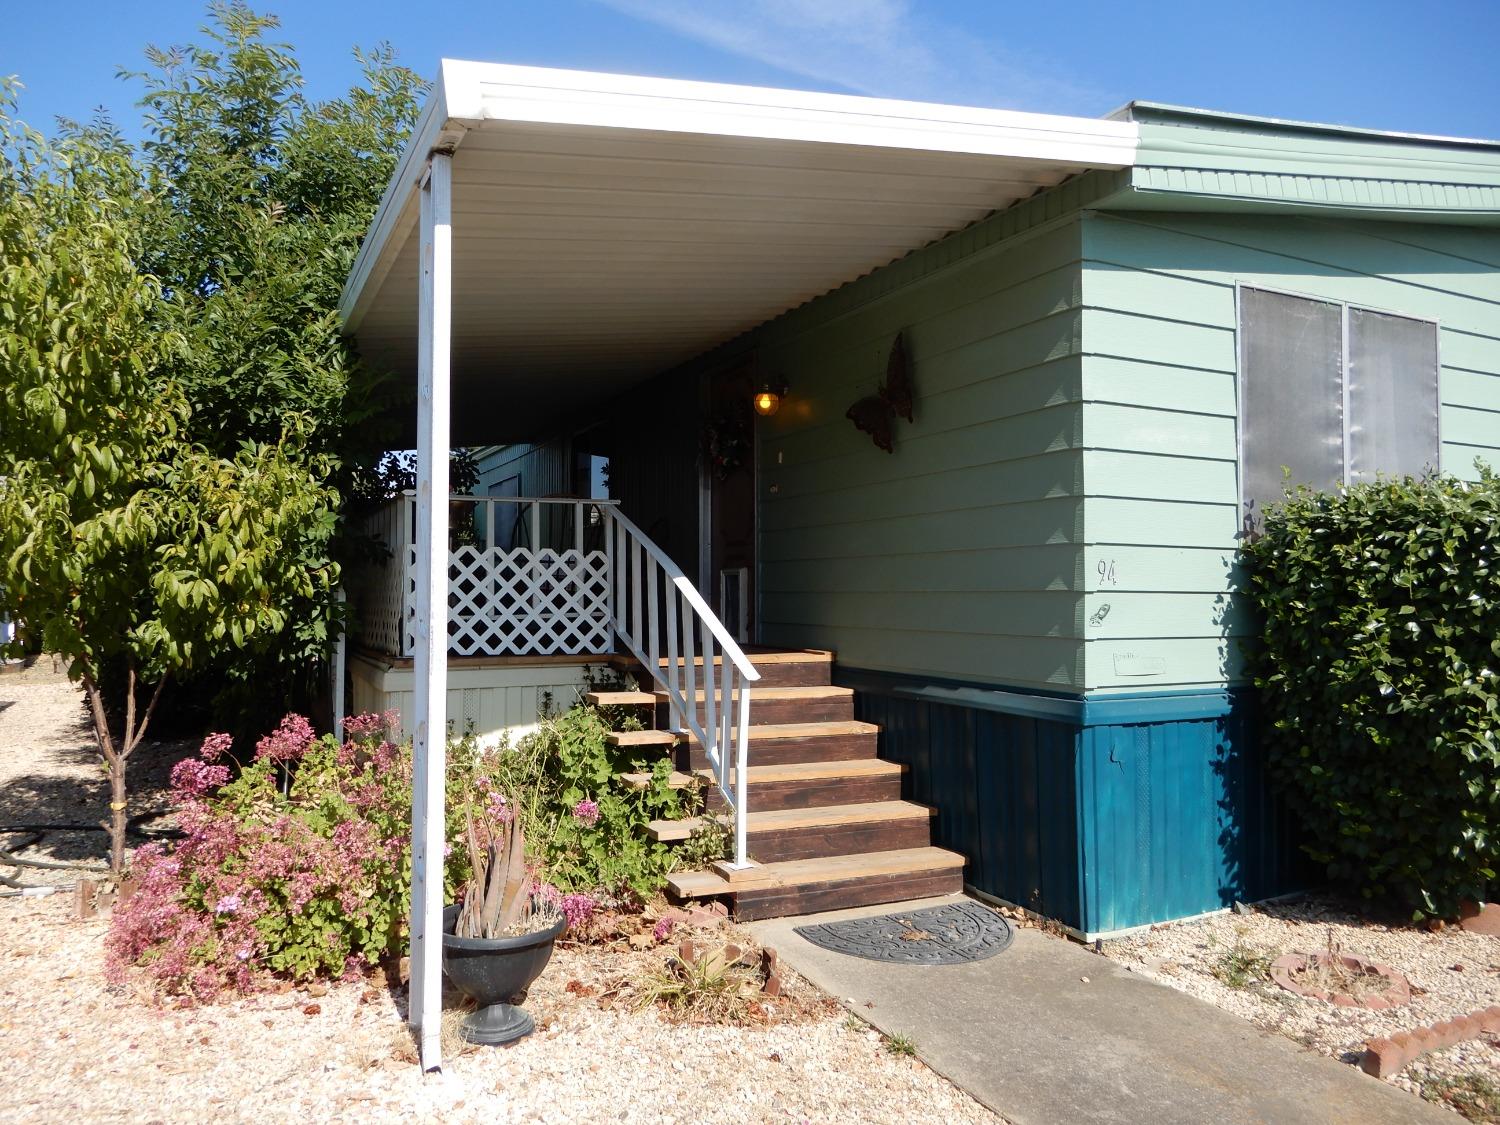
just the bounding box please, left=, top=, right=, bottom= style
left=753, top=378, right=789, bottom=417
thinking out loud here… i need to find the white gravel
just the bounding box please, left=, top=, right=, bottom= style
left=0, top=669, right=1002, bottom=1124
left=0, top=894, right=1000, bottom=1124
left=1100, top=897, right=1500, bottom=1113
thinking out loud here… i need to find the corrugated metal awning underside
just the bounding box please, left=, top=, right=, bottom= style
left=340, top=63, right=1138, bottom=442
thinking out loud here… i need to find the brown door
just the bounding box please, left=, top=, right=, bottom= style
left=707, top=367, right=755, bottom=643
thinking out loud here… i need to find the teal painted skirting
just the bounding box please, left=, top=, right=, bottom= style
left=840, top=668, right=1308, bottom=936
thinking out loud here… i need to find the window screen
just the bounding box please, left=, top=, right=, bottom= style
left=1347, top=308, right=1440, bottom=483
left=1238, top=287, right=1440, bottom=530
left=1239, top=288, right=1345, bottom=524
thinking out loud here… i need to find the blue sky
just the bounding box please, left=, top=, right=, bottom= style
left=4, top=1, right=1498, bottom=140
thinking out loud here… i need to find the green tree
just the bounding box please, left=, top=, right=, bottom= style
left=0, top=89, right=341, bottom=872
left=121, top=3, right=425, bottom=725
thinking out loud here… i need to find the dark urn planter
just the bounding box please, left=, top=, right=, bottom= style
left=441, top=903, right=566, bottom=1045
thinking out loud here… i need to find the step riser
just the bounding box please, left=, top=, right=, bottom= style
left=730, top=868, right=965, bottom=922
left=611, top=658, right=831, bottom=689
left=676, top=698, right=853, bottom=727
left=680, top=732, right=877, bottom=769
left=745, top=820, right=934, bottom=864
left=705, top=774, right=903, bottom=812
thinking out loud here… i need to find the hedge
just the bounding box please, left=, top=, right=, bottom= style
left=1241, top=469, right=1500, bottom=920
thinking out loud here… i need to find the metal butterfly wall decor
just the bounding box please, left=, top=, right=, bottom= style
left=845, top=331, right=915, bottom=453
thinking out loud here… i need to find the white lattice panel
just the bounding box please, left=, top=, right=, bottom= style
left=360, top=556, right=408, bottom=655
left=352, top=501, right=413, bottom=656
left=402, top=546, right=611, bottom=657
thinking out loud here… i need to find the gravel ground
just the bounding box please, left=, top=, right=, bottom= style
left=0, top=669, right=1002, bottom=1124
left=0, top=894, right=1000, bottom=1124
left=1100, top=897, right=1500, bottom=1117
left=0, top=662, right=186, bottom=881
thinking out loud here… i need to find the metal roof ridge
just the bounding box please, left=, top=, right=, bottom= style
left=1118, top=99, right=1500, bottom=150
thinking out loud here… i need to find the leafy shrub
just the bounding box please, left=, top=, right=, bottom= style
left=1241, top=470, right=1500, bottom=919
left=106, top=713, right=505, bottom=1000
left=497, top=702, right=691, bottom=900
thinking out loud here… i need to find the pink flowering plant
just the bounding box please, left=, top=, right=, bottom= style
left=109, top=680, right=700, bottom=1000
left=106, top=711, right=511, bottom=1001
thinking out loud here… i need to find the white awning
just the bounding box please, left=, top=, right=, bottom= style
left=339, top=61, right=1138, bottom=441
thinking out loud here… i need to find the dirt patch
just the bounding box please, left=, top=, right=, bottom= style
left=1271, top=950, right=1411, bottom=1009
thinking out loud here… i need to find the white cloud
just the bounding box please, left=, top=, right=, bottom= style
left=591, top=0, right=1107, bottom=114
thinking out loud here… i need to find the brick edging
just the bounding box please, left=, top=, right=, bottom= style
left=1360, top=1006, right=1500, bottom=1078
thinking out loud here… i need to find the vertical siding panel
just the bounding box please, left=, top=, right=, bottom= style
left=1073, top=693, right=1305, bottom=934
left=854, top=687, right=1085, bottom=929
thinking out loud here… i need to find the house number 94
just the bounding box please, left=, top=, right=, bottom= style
left=1096, top=559, right=1118, bottom=587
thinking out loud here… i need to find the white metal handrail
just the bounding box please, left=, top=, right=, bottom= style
left=602, top=506, right=760, bottom=868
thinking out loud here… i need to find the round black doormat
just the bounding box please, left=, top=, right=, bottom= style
left=792, top=900, right=1014, bottom=965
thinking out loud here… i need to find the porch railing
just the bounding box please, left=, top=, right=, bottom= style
left=354, top=492, right=758, bottom=867
left=602, top=506, right=760, bottom=868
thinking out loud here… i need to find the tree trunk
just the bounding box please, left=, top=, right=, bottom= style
left=82, top=665, right=168, bottom=878
left=107, top=751, right=129, bottom=875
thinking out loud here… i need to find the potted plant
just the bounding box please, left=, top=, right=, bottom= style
left=442, top=806, right=565, bottom=1045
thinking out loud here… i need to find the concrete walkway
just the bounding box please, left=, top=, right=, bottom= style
left=750, top=895, right=1447, bottom=1125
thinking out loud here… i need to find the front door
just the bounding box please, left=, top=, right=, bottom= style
left=707, top=366, right=755, bottom=643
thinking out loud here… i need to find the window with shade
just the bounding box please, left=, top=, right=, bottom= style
left=1237, top=286, right=1440, bottom=530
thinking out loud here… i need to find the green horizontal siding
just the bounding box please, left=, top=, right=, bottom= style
left=1080, top=356, right=1236, bottom=416
left=1083, top=545, right=1236, bottom=593
left=775, top=622, right=1085, bottom=690
left=751, top=209, right=1088, bottom=691
left=762, top=544, right=1081, bottom=594
left=1087, top=498, right=1239, bottom=547
left=761, top=496, right=1084, bottom=559
left=1081, top=210, right=1500, bottom=691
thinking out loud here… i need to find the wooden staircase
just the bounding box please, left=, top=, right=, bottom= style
left=594, top=648, right=965, bottom=921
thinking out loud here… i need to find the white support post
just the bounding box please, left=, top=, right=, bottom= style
left=409, top=151, right=452, bottom=1072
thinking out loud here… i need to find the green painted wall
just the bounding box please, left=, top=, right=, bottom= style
left=748, top=197, right=1092, bottom=692
left=1079, top=210, right=1500, bottom=692
left=474, top=442, right=568, bottom=498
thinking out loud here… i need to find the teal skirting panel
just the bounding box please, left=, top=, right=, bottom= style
left=852, top=690, right=1083, bottom=926
left=842, top=669, right=1307, bottom=936
left=1076, top=696, right=1307, bottom=934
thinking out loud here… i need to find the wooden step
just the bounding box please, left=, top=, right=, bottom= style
left=613, top=649, right=833, bottom=688
left=681, top=720, right=878, bottom=768
left=586, top=690, right=658, bottom=707
left=649, top=800, right=936, bottom=862
left=663, top=685, right=854, bottom=725
left=668, top=846, right=966, bottom=921
left=619, top=769, right=696, bottom=790
left=698, top=758, right=904, bottom=811
left=607, top=729, right=680, bottom=749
